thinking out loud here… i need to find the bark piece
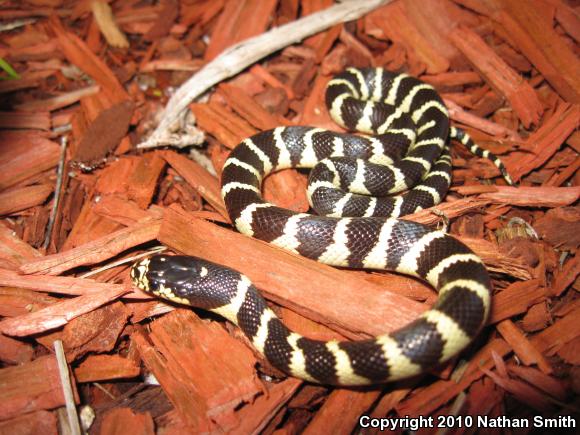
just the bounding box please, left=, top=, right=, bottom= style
left=303, top=388, right=381, bottom=435
left=132, top=310, right=263, bottom=432
left=0, top=354, right=77, bottom=420
left=495, top=3, right=580, bottom=103
left=190, top=102, right=256, bottom=149
left=532, top=306, right=580, bottom=357
left=0, top=131, right=60, bottom=190
left=70, top=92, right=134, bottom=167
left=61, top=301, right=129, bottom=361
left=99, top=408, right=154, bottom=435
left=522, top=302, right=551, bottom=333
left=124, top=153, right=166, bottom=209
left=551, top=255, right=580, bottom=297
left=504, top=104, right=579, bottom=182
left=477, top=186, right=580, bottom=208
left=395, top=338, right=511, bottom=417
left=496, top=319, right=552, bottom=374
left=365, top=1, right=450, bottom=73
left=0, top=410, right=57, bottom=435
left=449, top=25, right=543, bottom=128
left=0, top=110, right=51, bottom=130
left=14, top=85, right=100, bottom=112
left=508, top=364, right=567, bottom=401
left=204, top=0, right=278, bottom=61
left=0, top=184, right=53, bottom=216
left=0, top=221, right=43, bottom=265
left=490, top=279, right=546, bottom=324
left=217, top=82, right=290, bottom=130
left=231, top=379, right=302, bottom=434
left=0, top=268, right=130, bottom=297
left=0, top=282, right=130, bottom=337
left=161, top=151, right=227, bottom=219
left=20, top=218, right=162, bottom=275
left=49, top=15, right=129, bottom=100
left=0, top=286, right=57, bottom=317
left=74, top=354, right=140, bottom=383
left=534, top=207, right=580, bottom=251
left=0, top=333, right=34, bottom=364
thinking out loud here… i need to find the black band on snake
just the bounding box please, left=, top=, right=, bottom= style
left=132, top=68, right=511, bottom=386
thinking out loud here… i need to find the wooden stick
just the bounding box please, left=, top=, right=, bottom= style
left=138, top=0, right=391, bottom=149
left=53, top=340, right=81, bottom=435
left=478, top=186, right=580, bottom=208
left=20, top=218, right=162, bottom=275
left=0, top=283, right=130, bottom=336
left=43, top=136, right=67, bottom=249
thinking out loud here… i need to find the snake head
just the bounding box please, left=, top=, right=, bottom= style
left=130, top=255, right=194, bottom=304
left=130, top=254, right=239, bottom=309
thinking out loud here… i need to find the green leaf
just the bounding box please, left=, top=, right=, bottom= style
left=0, top=58, right=20, bottom=79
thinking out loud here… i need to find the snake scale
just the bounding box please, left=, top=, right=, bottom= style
left=132, top=68, right=511, bottom=386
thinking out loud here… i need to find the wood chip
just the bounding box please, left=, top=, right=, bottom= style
left=0, top=355, right=77, bottom=420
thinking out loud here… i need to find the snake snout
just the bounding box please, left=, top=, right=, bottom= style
left=130, top=258, right=151, bottom=291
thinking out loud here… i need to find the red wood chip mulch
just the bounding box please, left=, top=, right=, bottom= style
left=0, top=0, right=578, bottom=433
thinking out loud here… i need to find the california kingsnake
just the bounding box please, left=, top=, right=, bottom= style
left=132, top=68, right=511, bottom=386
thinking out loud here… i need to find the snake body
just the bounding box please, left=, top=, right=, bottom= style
left=132, top=68, right=510, bottom=386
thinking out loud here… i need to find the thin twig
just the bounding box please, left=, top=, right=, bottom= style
left=79, top=245, right=166, bottom=279
left=138, top=0, right=391, bottom=149
left=44, top=135, right=68, bottom=250
left=54, top=340, right=81, bottom=435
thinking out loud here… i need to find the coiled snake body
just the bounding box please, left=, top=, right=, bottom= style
left=132, top=68, right=510, bottom=386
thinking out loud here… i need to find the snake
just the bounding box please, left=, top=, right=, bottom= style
left=132, top=68, right=512, bottom=386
